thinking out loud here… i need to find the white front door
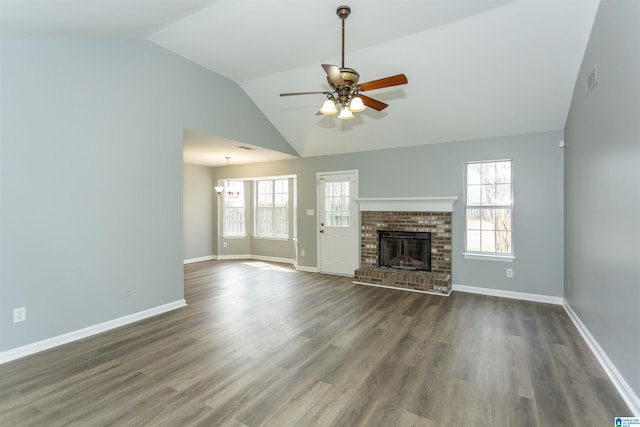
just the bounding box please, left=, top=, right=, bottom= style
left=318, top=171, right=358, bottom=276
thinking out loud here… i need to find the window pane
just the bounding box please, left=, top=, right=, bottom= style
left=496, top=161, right=511, bottom=184
left=480, top=208, right=496, bottom=230
left=495, top=231, right=511, bottom=253
left=467, top=230, right=481, bottom=251
left=495, top=184, right=511, bottom=205
left=324, top=180, right=350, bottom=227
left=494, top=208, right=511, bottom=231
left=482, top=162, right=496, bottom=185
left=480, top=230, right=496, bottom=252
left=466, top=208, right=482, bottom=231
left=467, top=184, right=482, bottom=205
left=259, top=180, right=272, bottom=193
left=274, top=207, right=288, bottom=236
left=467, top=163, right=482, bottom=185
left=224, top=206, right=245, bottom=235
left=274, top=193, right=287, bottom=207
left=274, top=179, right=286, bottom=193
left=481, top=184, right=496, bottom=205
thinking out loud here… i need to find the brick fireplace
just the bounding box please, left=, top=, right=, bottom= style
left=354, top=197, right=457, bottom=295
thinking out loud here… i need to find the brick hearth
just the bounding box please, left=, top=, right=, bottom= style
left=354, top=211, right=452, bottom=295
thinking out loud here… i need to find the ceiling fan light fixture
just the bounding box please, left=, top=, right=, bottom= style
left=278, top=5, right=408, bottom=123
left=320, top=98, right=338, bottom=115
left=349, top=95, right=366, bottom=112
left=338, top=106, right=355, bottom=120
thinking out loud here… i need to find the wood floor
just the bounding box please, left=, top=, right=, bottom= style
left=0, top=260, right=629, bottom=426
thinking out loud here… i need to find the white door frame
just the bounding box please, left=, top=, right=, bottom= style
left=316, top=169, right=359, bottom=275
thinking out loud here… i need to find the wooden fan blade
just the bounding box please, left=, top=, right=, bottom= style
left=280, top=91, right=330, bottom=97
left=359, top=74, right=408, bottom=91
left=359, top=94, right=388, bottom=111
left=322, top=64, right=346, bottom=86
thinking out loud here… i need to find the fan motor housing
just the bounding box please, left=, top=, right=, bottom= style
left=327, top=67, right=360, bottom=90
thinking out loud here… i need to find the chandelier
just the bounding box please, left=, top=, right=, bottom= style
left=214, top=157, right=240, bottom=199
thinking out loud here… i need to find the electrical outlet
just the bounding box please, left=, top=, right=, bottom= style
left=223, top=241, right=228, bottom=248
left=506, top=268, right=514, bottom=278
left=301, top=249, right=305, bottom=257
left=124, top=288, right=131, bottom=298
left=13, top=307, right=26, bottom=323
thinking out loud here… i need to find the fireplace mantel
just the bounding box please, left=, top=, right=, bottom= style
left=356, top=197, right=457, bottom=213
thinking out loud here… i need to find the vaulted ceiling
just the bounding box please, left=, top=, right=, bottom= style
left=0, top=0, right=599, bottom=164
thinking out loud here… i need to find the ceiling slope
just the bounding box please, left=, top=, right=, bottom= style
left=0, top=0, right=599, bottom=160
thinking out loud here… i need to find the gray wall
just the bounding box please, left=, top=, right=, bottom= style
left=213, top=130, right=565, bottom=296
left=0, top=38, right=294, bottom=352
left=183, top=164, right=215, bottom=261
left=564, top=0, right=640, bottom=401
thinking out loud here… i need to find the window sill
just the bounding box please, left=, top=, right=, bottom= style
left=252, top=235, right=290, bottom=241
left=463, top=252, right=516, bottom=262
left=223, top=235, right=246, bottom=240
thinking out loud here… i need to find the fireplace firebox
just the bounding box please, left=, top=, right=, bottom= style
left=378, top=230, right=431, bottom=272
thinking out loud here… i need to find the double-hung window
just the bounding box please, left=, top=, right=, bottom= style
left=222, top=181, right=245, bottom=236
left=465, top=160, right=513, bottom=258
left=255, top=179, right=288, bottom=238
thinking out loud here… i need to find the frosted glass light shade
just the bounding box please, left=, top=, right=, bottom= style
left=320, top=99, right=338, bottom=115
left=338, top=106, right=355, bottom=120
left=349, top=96, right=366, bottom=112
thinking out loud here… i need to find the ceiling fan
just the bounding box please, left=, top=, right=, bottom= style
left=280, top=5, right=408, bottom=120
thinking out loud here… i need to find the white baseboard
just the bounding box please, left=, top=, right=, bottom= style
left=563, top=302, right=640, bottom=416
left=295, top=266, right=319, bottom=273
left=246, top=255, right=294, bottom=265
left=0, top=299, right=187, bottom=365
left=452, top=284, right=564, bottom=305
left=354, top=281, right=452, bottom=296
left=187, top=254, right=308, bottom=270
left=183, top=255, right=216, bottom=264
left=216, top=254, right=252, bottom=261
left=216, top=254, right=295, bottom=265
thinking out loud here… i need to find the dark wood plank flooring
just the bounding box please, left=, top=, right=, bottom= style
left=0, top=260, right=630, bottom=426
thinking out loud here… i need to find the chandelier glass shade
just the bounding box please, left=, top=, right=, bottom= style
left=320, top=98, right=338, bottom=115
left=348, top=95, right=366, bottom=112
left=338, top=105, right=355, bottom=120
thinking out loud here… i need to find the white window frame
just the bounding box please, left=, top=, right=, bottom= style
left=463, top=159, right=516, bottom=262
left=254, top=178, right=289, bottom=239
left=221, top=180, right=246, bottom=237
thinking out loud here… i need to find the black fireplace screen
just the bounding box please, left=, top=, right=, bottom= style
left=378, top=230, right=431, bottom=271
